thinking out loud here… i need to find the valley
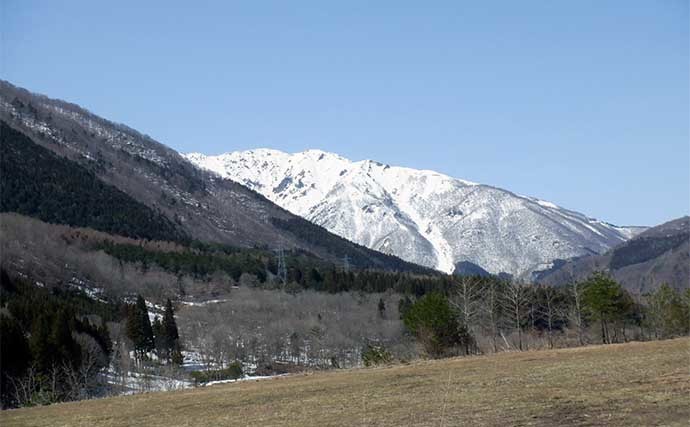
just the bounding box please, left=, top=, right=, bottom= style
left=0, top=81, right=687, bottom=415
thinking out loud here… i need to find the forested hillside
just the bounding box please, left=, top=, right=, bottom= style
left=0, top=122, right=185, bottom=241
left=0, top=80, right=430, bottom=273
left=536, top=216, right=689, bottom=292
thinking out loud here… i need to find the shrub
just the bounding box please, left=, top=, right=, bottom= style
left=190, top=362, right=243, bottom=385
left=362, top=344, right=393, bottom=367
left=403, top=293, right=465, bottom=358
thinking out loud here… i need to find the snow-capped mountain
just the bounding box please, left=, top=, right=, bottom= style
left=185, top=149, right=644, bottom=278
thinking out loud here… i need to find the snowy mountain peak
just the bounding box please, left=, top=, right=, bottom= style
left=184, top=149, right=643, bottom=278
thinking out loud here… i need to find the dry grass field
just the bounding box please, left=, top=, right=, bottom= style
left=2, top=338, right=689, bottom=427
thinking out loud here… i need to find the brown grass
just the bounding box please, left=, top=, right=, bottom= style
left=3, top=338, right=689, bottom=426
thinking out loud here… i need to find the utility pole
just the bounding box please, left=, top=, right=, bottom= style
left=276, top=245, right=287, bottom=289
left=342, top=254, right=350, bottom=273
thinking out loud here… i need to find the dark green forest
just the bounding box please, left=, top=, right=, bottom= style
left=0, top=122, right=186, bottom=242
left=0, top=270, right=118, bottom=408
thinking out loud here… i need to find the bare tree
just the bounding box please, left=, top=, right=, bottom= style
left=451, top=276, right=482, bottom=329
left=65, top=333, right=107, bottom=400
left=481, top=280, right=502, bottom=353
left=451, top=276, right=482, bottom=354
left=502, top=281, right=530, bottom=351
left=536, top=286, right=564, bottom=349
left=9, top=366, right=41, bottom=407
left=569, top=281, right=586, bottom=346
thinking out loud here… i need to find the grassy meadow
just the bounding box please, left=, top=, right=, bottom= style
left=2, top=338, right=688, bottom=427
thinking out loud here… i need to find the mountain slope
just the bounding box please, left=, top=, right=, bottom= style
left=535, top=216, right=689, bottom=292
left=0, top=80, right=429, bottom=273
left=0, top=122, right=185, bottom=241
left=185, top=149, right=643, bottom=277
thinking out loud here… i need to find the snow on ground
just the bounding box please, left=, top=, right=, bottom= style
left=179, top=299, right=231, bottom=307
left=68, top=277, right=107, bottom=302
left=104, top=367, right=192, bottom=394
left=145, top=300, right=166, bottom=322
left=104, top=369, right=287, bottom=395
left=181, top=350, right=208, bottom=372
left=202, top=374, right=289, bottom=387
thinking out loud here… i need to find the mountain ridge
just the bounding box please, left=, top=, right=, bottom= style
left=0, top=80, right=432, bottom=274
left=535, top=216, right=689, bottom=292
left=186, top=148, right=645, bottom=277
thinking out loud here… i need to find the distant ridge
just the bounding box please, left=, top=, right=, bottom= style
left=536, top=216, right=689, bottom=292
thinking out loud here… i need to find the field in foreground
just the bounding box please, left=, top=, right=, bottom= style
left=3, top=338, right=689, bottom=427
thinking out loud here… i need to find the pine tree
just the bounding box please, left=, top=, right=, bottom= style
left=582, top=272, right=627, bottom=344
left=30, top=314, right=52, bottom=373
left=163, top=299, right=179, bottom=345
left=152, top=316, right=166, bottom=360
left=378, top=298, right=386, bottom=318
left=125, top=305, right=142, bottom=355
left=403, top=293, right=465, bottom=358
left=1, top=314, right=30, bottom=407
left=161, top=299, right=181, bottom=363
left=126, top=295, right=154, bottom=360
left=51, top=309, right=81, bottom=370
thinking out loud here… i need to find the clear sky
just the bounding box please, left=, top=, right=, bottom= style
left=2, top=1, right=688, bottom=226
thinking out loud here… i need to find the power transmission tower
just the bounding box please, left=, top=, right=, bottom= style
left=342, top=254, right=350, bottom=273
left=276, top=246, right=287, bottom=288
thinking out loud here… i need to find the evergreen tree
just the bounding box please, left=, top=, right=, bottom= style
left=152, top=316, right=166, bottom=359
left=163, top=299, right=179, bottom=345
left=161, top=299, right=181, bottom=363
left=30, top=314, right=52, bottom=373
left=582, top=272, right=628, bottom=344
left=51, top=309, right=81, bottom=370
left=0, top=314, right=30, bottom=407
left=378, top=298, right=386, bottom=319
left=403, top=293, right=467, bottom=358
left=126, top=295, right=154, bottom=359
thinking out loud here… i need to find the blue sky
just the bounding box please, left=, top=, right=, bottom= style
left=2, top=1, right=688, bottom=226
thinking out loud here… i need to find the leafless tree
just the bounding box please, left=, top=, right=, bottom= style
left=176, top=289, right=412, bottom=370
left=450, top=276, right=483, bottom=354
left=502, top=281, right=530, bottom=351
left=536, top=285, right=564, bottom=349
left=451, top=276, right=482, bottom=330
left=9, top=366, right=41, bottom=407
left=481, top=280, right=502, bottom=353
left=569, top=281, right=586, bottom=345
left=64, top=333, right=107, bottom=400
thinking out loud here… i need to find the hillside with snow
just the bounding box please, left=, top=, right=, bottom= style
left=185, top=149, right=644, bottom=278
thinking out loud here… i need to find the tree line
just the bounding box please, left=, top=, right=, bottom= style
left=96, top=240, right=460, bottom=296
left=393, top=272, right=690, bottom=360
